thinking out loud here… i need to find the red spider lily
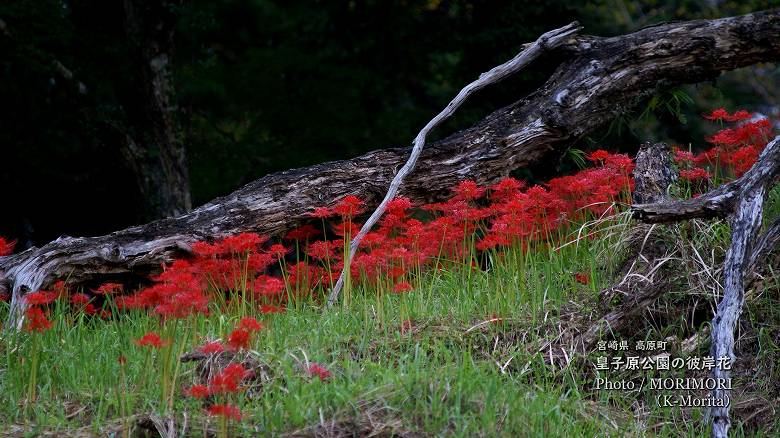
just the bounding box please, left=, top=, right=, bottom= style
left=680, top=168, right=710, bottom=181
left=237, top=317, right=263, bottom=333
left=217, top=233, right=267, bottom=254
left=260, top=304, right=284, bottom=314
left=70, top=293, right=91, bottom=305
left=452, top=180, right=485, bottom=200
left=227, top=328, right=251, bottom=350
left=200, top=341, right=225, bottom=355
left=332, top=195, right=363, bottom=217
left=268, top=244, right=288, bottom=259
left=704, top=108, right=753, bottom=122
left=310, top=206, right=332, bottom=218
left=586, top=149, right=611, bottom=162
left=135, top=332, right=168, bottom=349
left=386, top=197, right=413, bottom=216
left=206, top=404, right=242, bottom=421
left=0, top=237, right=16, bottom=256
left=83, top=303, right=98, bottom=315
left=153, top=290, right=209, bottom=319
left=52, top=280, right=69, bottom=298
left=393, top=281, right=413, bottom=293
left=186, top=384, right=210, bottom=399
left=673, top=147, right=695, bottom=164
left=574, top=272, right=590, bottom=285
left=25, top=307, right=52, bottom=332
left=707, top=119, right=771, bottom=147
left=284, top=224, right=321, bottom=241
left=252, top=275, right=286, bottom=298
left=332, top=220, right=361, bottom=237
left=93, top=282, right=123, bottom=295
left=307, top=362, right=331, bottom=381
left=307, top=240, right=338, bottom=261
left=25, top=291, right=57, bottom=306
left=209, top=363, right=250, bottom=394
left=489, top=177, right=526, bottom=201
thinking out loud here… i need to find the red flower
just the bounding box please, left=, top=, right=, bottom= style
left=310, top=207, right=332, bottom=218
left=186, top=384, right=210, bottom=399
left=200, top=341, right=225, bottom=355
left=307, top=240, right=337, bottom=261
left=25, top=307, right=52, bottom=332
left=332, top=195, right=363, bottom=217
left=680, top=168, right=710, bottom=181
left=586, top=149, right=611, bottom=163
left=386, top=197, right=413, bottom=216
left=574, top=272, right=590, bottom=285
left=452, top=180, right=485, bottom=200
left=209, top=363, right=249, bottom=394
left=393, top=281, right=413, bottom=293
left=227, top=328, right=251, bottom=350
left=93, top=283, right=123, bottom=295
left=0, top=237, right=16, bottom=256
left=237, top=317, right=263, bottom=333
left=673, top=147, right=695, bottom=164
left=252, top=275, right=286, bottom=297
left=704, top=108, right=752, bottom=122
left=268, top=244, right=288, bottom=259
left=25, top=291, right=57, bottom=306
left=284, top=224, right=321, bottom=241
left=307, top=362, right=331, bottom=381
left=70, top=293, right=91, bottom=306
left=135, top=332, right=167, bottom=349
left=206, top=404, right=242, bottom=421
left=260, top=304, right=284, bottom=314
left=216, top=233, right=267, bottom=255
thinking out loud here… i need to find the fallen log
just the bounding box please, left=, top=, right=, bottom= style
left=2, top=10, right=780, bottom=324
left=632, top=135, right=780, bottom=438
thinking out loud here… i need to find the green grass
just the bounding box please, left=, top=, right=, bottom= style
left=1, top=204, right=778, bottom=437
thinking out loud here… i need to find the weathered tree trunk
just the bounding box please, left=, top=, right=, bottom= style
left=121, top=0, right=191, bottom=220
left=2, top=10, right=780, bottom=326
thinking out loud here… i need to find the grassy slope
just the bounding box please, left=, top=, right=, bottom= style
left=1, top=198, right=779, bottom=437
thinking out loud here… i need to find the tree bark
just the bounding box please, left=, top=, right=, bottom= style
left=2, top=10, right=780, bottom=324
left=121, top=0, right=191, bottom=220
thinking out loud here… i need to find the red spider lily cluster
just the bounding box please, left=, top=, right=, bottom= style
left=674, top=109, right=774, bottom=183
left=183, top=317, right=263, bottom=421
left=11, top=108, right=772, bottom=323
left=135, top=332, right=169, bottom=349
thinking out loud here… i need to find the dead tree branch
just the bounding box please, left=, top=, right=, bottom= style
left=326, top=21, right=582, bottom=306
left=632, top=135, right=780, bottom=438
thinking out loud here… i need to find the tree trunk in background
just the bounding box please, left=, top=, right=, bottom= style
left=121, top=0, right=191, bottom=220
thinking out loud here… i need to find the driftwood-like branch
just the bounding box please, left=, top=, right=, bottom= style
left=326, top=22, right=582, bottom=306
left=2, top=10, right=780, bottom=325
left=632, top=136, right=780, bottom=438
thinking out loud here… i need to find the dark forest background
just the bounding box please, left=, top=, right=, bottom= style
left=1, top=0, right=778, bottom=249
